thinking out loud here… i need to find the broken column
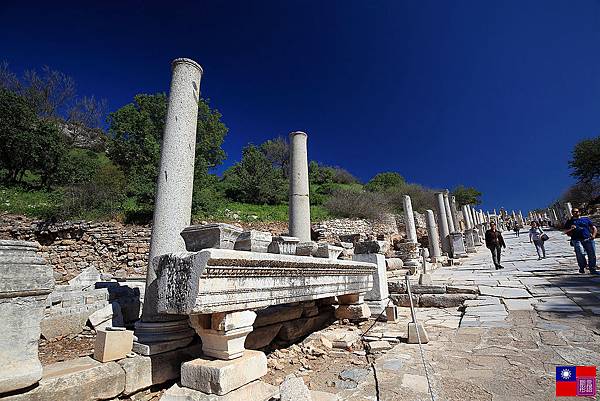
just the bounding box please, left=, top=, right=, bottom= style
left=288, top=131, right=311, bottom=242
left=401, top=195, right=421, bottom=268
left=462, top=205, right=476, bottom=253
left=135, top=58, right=203, bottom=355
left=450, top=195, right=461, bottom=230
left=424, top=210, right=441, bottom=261
left=435, top=192, right=451, bottom=255
left=442, top=190, right=456, bottom=233
left=0, top=240, right=54, bottom=394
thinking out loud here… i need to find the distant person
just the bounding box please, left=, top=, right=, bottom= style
left=485, top=222, right=506, bottom=270
left=564, top=208, right=598, bottom=275
left=529, top=221, right=547, bottom=260
left=513, top=223, right=520, bottom=237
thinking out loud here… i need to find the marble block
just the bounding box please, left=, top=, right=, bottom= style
left=314, top=243, right=343, bottom=259
left=94, top=327, right=134, bottom=362
left=234, top=230, right=272, bottom=253
left=268, top=236, right=300, bottom=255
left=181, top=224, right=243, bottom=252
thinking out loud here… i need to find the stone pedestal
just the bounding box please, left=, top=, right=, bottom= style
left=449, top=232, right=467, bottom=257
left=396, top=241, right=420, bottom=269
left=189, top=311, right=256, bottom=360
left=465, top=230, right=477, bottom=253
left=353, top=254, right=389, bottom=317
left=180, top=350, right=267, bottom=395
left=335, top=293, right=370, bottom=321
left=0, top=240, right=54, bottom=394
left=137, top=58, right=203, bottom=351
left=288, top=131, right=311, bottom=242
left=472, top=227, right=482, bottom=246
left=407, top=322, right=429, bottom=344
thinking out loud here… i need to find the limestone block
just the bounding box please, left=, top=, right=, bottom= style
left=366, top=340, right=392, bottom=352
left=253, top=305, right=303, bottom=327
left=385, top=258, right=404, bottom=270
left=68, top=266, right=101, bottom=288
left=88, top=302, right=124, bottom=330
left=94, top=328, right=134, bottom=362
left=314, top=243, right=343, bottom=259
left=0, top=240, right=54, bottom=394
left=337, top=294, right=364, bottom=304
left=181, top=224, right=243, bottom=252
left=155, top=249, right=375, bottom=315
left=335, top=303, right=370, bottom=320
left=189, top=312, right=256, bottom=360
left=385, top=305, right=398, bottom=322
left=234, top=230, right=272, bottom=253
left=267, top=236, right=300, bottom=255
left=296, top=241, right=318, bottom=256
left=2, top=357, right=125, bottom=401
left=277, top=311, right=334, bottom=341
left=280, top=374, right=311, bottom=401
left=353, top=253, right=389, bottom=302
left=118, top=343, right=202, bottom=395
left=180, top=350, right=267, bottom=395
left=159, top=380, right=278, bottom=401
left=245, top=323, right=282, bottom=349
left=389, top=293, right=419, bottom=307
left=40, top=309, right=89, bottom=340
left=407, top=322, right=429, bottom=344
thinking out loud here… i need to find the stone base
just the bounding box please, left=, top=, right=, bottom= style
left=365, top=299, right=388, bottom=317
left=119, top=343, right=202, bottom=396
left=418, top=273, right=432, bottom=285
left=133, top=336, right=194, bottom=356
left=335, top=303, right=370, bottom=321
left=407, top=322, right=429, bottom=344
left=180, top=350, right=267, bottom=396
left=94, top=328, right=134, bottom=362
left=160, top=380, right=278, bottom=401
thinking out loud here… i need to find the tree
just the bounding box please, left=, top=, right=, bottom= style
left=309, top=161, right=334, bottom=185
left=259, top=136, right=289, bottom=176
left=221, top=145, right=287, bottom=204
left=365, top=172, right=405, bottom=192
left=569, top=136, right=600, bottom=183
left=0, top=89, right=38, bottom=182
left=33, top=120, right=68, bottom=189
left=452, top=185, right=482, bottom=206
left=107, top=93, right=228, bottom=206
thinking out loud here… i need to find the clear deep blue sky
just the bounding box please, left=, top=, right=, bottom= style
left=2, top=1, right=600, bottom=212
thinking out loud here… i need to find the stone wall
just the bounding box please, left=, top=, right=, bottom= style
left=0, top=215, right=150, bottom=282
left=0, top=213, right=428, bottom=282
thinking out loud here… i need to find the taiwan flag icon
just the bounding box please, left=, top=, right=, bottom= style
left=556, top=366, right=597, bottom=397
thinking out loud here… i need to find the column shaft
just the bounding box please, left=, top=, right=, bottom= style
left=288, top=131, right=311, bottom=242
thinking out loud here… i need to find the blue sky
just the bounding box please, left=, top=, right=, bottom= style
left=2, top=1, right=599, bottom=212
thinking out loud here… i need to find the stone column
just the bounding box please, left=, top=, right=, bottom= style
left=443, top=190, right=456, bottom=233
left=565, top=202, right=573, bottom=218
left=435, top=192, right=451, bottom=254
left=450, top=195, right=460, bottom=231
left=425, top=210, right=442, bottom=259
left=353, top=254, right=389, bottom=316
left=403, top=195, right=418, bottom=242
left=288, top=131, right=311, bottom=242
left=462, top=205, right=473, bottom=229
left=136, top=58, right=202, bottom=355
left=0, top=240, right=54, bottom=394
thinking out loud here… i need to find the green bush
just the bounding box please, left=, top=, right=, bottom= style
left=324, top=188, right=390, bottom=219
left=364, top=172, right=405, bottom=192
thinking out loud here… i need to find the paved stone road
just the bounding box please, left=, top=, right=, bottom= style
left=337, top=229, right=600, bottom=401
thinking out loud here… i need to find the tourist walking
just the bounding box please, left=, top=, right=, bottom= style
left=513, top=223, right=520, bottom=237
left=564, top=208, right=598, bottom=275
left=529, top=221, right=547, bottom=260
left=485, top=222, right=506, bottom=269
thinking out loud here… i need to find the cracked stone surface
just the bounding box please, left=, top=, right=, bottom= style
left=334, top=229, right=600, bottom=401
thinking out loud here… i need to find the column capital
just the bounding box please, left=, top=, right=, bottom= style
left=172, top=58, right=204, bottom=74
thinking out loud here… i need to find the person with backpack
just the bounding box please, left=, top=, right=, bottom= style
left=529, top=221, right=547, bottom=260
left=564, top=208, right=598, bottom=275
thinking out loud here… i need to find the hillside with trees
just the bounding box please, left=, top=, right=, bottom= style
left=0, top=63, right=482, bottom=223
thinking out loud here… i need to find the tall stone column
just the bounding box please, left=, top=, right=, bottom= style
left=462, top=205, right=473, bottom=229
left=450, top=196, right=460, bottom=231
left=425, top=210, right=441, bottom=259
left=435, top=192, right=451, bottom=254
left=442, top=190, right=456, bottom=233
left=136, top=58, right=203, bottom=355
left=288, top=131, right=311, bottom=242
left=403, top=195, right=418, bottom=242
left=565, top=202, right=573, bottom=218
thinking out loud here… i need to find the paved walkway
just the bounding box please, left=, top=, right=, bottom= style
left=338, top=229, right=600, bottom=401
